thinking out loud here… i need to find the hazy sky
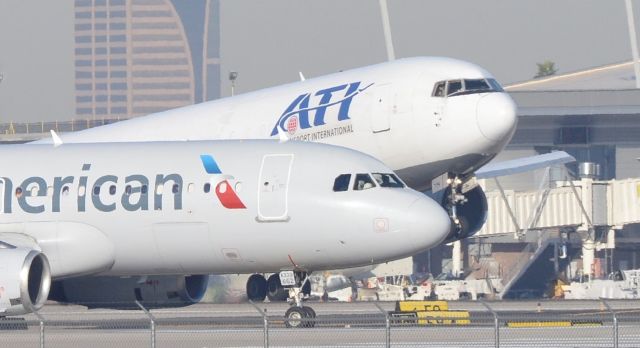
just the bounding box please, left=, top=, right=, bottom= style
left=0, top=1, right=637, bottom=121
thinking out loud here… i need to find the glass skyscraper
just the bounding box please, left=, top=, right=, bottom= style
left=74, top=0, right=220, bottom=118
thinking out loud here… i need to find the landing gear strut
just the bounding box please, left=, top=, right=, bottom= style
left=247, top=271, right=316, bottom=328
left=282, top=271, right=315, bottom=328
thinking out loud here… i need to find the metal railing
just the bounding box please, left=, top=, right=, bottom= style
left=0, top=116, right=130, bottom=136
left=2, top=299, right=637, bottom=347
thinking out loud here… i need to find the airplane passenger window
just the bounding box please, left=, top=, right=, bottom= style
left=78, top=186, right=86, bottom=197
left=125, top=185, right=132, bottom=195
left=446, top=80, right=463, bottom=96
left=333, top=174, right=351, bottom=192
left=141, top=185, right=148, bottom=194
left=62, top=186, right=70, bottom=196
left=371, top=173, right=405, bottom=188
left=172, top=184, right=180, bottom=194
left=432, top=81, right=446, bottom=97
left=203, top=183, right=211, bottom=193
left=109, top=185, right=116, bottom=195
left=93, top=186, right=100, bottom=196
left=353, top=174, right=376, bottom=191
left=15, top=187, right=22, bottom=198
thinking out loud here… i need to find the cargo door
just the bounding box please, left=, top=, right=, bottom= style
left=371, top=83, right=392, bottom=133
left=258, top=154, right=293, bottom=221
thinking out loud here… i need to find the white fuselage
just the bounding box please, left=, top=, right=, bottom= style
left=0, top=141, right=450, bottom=278
left=44, top=57, right=518, bottom=191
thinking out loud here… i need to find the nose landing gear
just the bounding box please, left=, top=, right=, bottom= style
left=246, top=271, right=316, bottom=328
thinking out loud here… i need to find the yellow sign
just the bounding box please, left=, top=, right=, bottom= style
left=416, top=310, right=470, bottom=325
left=396, top=300, right=448, bottom=312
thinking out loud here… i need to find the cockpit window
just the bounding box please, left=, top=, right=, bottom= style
left=432, top=78, right=504, bottom=97
left=432, top=81, right=446, bottom=97
left=353, top=174, right=376, bottom=191
left=487, top=78, right=504, bottom=92
left=464, top=79, right=491, bottom=91
left=333, top=174, right=351, bottom=192
left=371, top=173, right=405, bottom=188
left=446, top=80, right=463, bottom=96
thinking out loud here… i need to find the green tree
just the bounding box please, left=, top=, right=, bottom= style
left=535, top=60, right=558, bottom=78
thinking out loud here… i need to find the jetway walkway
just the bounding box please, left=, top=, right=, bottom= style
left=475, top=177, right=640, bottom=298
left=478, top=177, right=640, bottom=237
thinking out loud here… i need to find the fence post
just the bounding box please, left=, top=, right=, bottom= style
left=135, top=301, right=156, bottom=348
left=601, top=299, right=618, bottom=348
left=480, top=300, right=499, bottom=348
left=374, top=303, right=390, bottom=348
left=249, top=300, right=269, bottom=348
left=33, top=310, right=45, bottom=348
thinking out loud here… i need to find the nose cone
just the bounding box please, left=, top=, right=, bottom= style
left=476, top=93, right=518, bottom=143
left=407, top=197, right=451, bottom=250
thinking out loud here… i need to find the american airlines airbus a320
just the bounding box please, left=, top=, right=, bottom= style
left=11, top=57, right=519, bottom=324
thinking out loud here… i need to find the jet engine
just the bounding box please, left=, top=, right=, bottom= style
left=0, top=246, right=52, bottom=316
left=427, top=184, right=488, bottom=243
left=50, top=274, right=208, bottom=309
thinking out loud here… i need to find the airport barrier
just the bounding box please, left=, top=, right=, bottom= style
left=2, top=299, right=639, bottom=348
left=0, top=117, right=129, bottom=138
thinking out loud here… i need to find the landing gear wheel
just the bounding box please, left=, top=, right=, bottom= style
left=302, top=306, right=316, bottom=328
left=246, top=274, right=267, bottom=302
left=284, top=306, right=308, bottom=328
left=267, top=273, right=288, bottom=302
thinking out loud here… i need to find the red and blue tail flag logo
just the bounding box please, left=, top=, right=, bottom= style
left=200, top=155, right=246, bottom=209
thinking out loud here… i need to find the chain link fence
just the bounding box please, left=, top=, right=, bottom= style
left=2, top=300, right=639, bottom=347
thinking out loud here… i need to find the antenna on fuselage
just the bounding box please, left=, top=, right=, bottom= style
left=298, top=72, right=306, bottom=81
left=277, top=125, right=289, bottom=143
left=50, top=130, right=63, bottom=147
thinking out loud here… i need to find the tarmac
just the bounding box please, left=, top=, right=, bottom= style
left=3, top=300, right=640, bottom=347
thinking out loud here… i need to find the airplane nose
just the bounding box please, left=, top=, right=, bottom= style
left=476, top=93, right=518, bottom=143
left=407, top=197, right=451, bottom=249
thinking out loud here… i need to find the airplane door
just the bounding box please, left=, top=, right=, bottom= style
left=371, top=84, right=391, bottom=133
left=258, top=154, right=293, bottom=221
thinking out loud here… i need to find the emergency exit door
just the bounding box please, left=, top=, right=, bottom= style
left=258, top=154, right=293, bottom=221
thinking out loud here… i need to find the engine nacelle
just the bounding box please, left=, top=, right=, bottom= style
left=0, top=247, right=51, bottom=316
left=50, top=274, right=209, bottom=309
left=426, top=185, right=488, bottom=243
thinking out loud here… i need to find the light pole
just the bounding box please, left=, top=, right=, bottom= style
left=229, top=71, right=238, bottom=96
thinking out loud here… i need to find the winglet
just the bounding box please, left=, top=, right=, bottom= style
left=277, top=125, right=289, bottom=143
left=298, top=71, right=305, bottom=81
left=50, top=130, right=63, bottom=147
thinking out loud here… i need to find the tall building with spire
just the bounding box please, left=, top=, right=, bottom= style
left=73, top=0, right=220, bottom=118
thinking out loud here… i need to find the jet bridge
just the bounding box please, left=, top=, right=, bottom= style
left=474, top=176, right=640, bottom=298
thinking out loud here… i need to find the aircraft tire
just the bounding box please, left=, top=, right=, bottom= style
left=302, top=306, right=316, bottom=328
left=267, top=274, right=288, bottom=302
left=284, top=307, right=308, bottom=328
left=246, top=274, right=267, bottom=302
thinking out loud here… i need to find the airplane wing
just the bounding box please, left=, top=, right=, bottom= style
left=475, top=151, right=576, bottom=179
